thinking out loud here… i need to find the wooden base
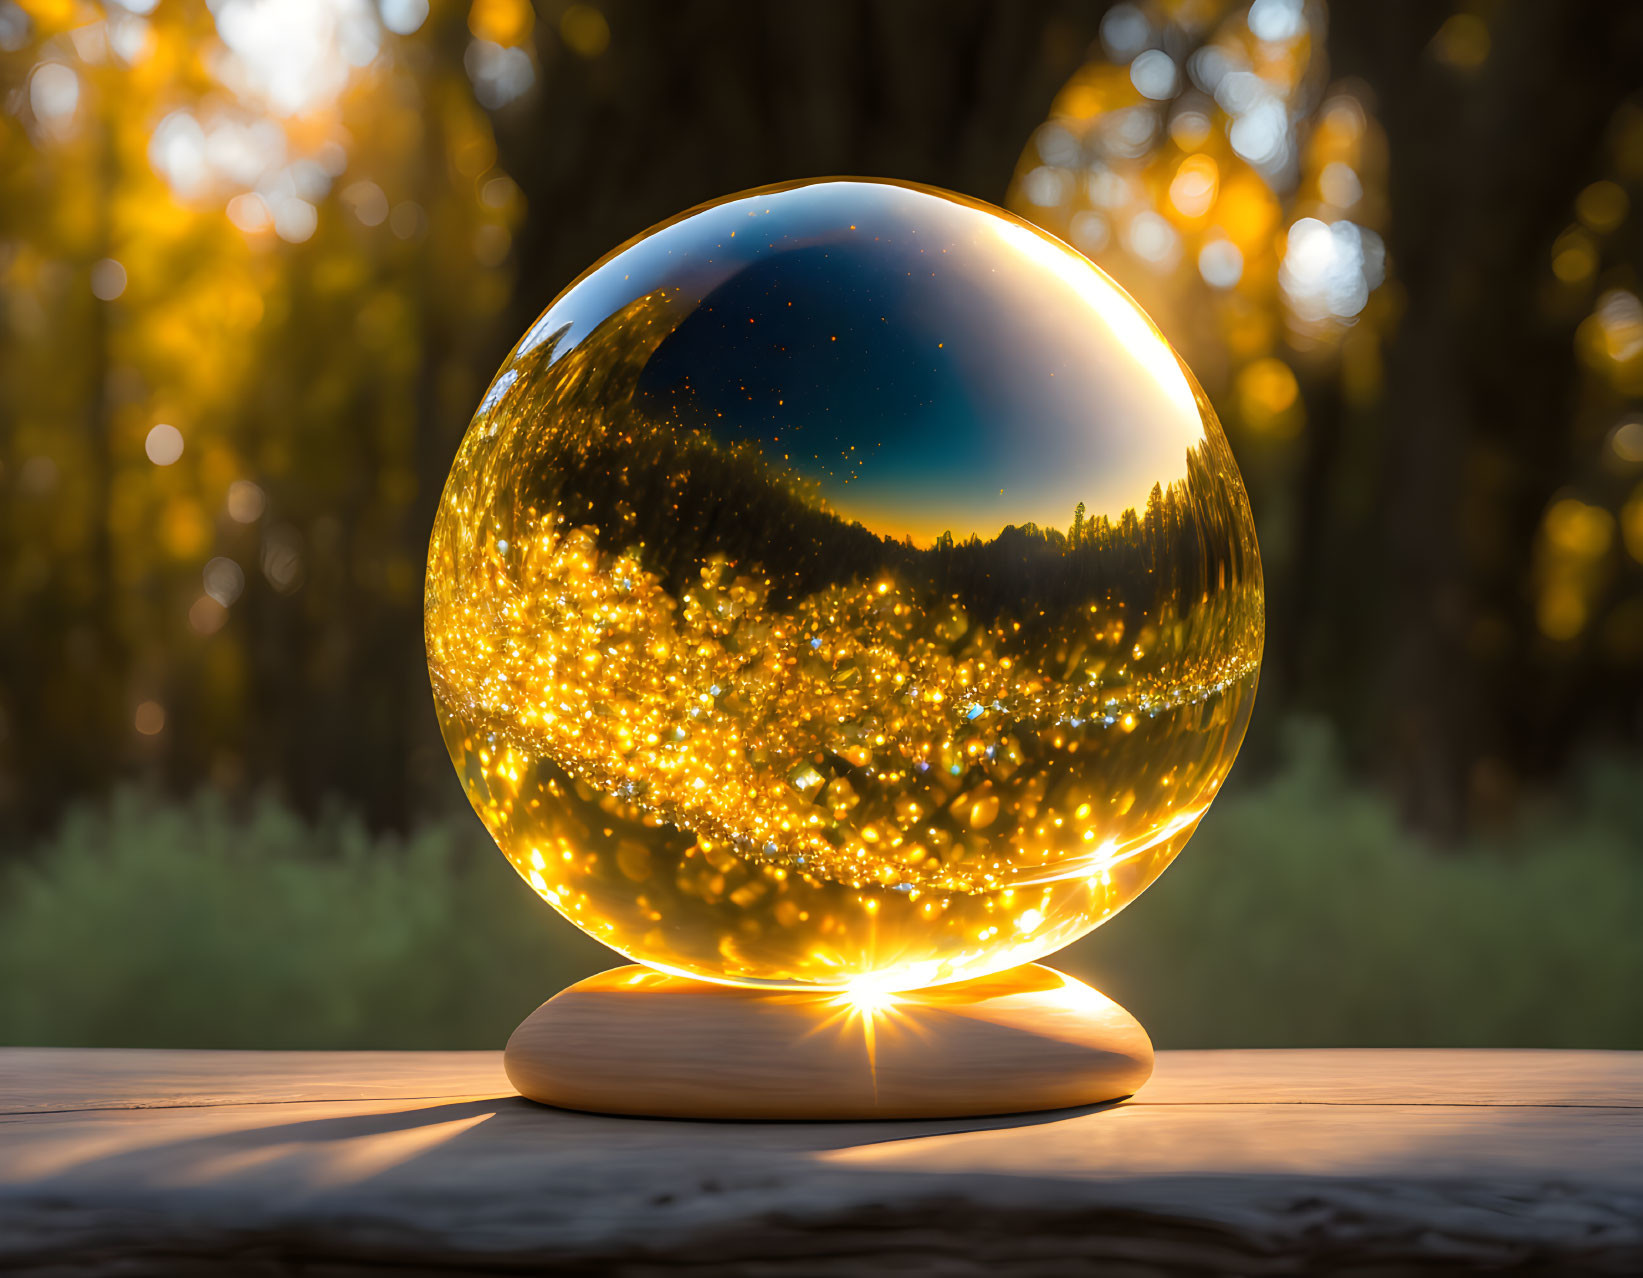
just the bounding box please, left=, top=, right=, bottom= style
left=503, top=963, right=1153, bottom=1119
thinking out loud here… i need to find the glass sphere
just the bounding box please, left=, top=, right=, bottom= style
left=426, top=179, right=1262, bottom=991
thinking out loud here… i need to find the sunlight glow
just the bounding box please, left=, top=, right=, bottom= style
left=835, top=978, right=904, bottom=1020
left=210, top=0, right=380, bottom=118
left=817, top=978, right=916, bottom=1097
left=144, top=0, right=398, bottom=241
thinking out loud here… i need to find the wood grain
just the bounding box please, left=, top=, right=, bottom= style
left=503, top=963, right=1154, bottom=1119
left=3, top=1046, right=1641, bottom=1274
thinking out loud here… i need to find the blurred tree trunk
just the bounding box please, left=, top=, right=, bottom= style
left=496, top=1, right=1106, bottom=340
left=1320, top=0, right=1643, bottom=833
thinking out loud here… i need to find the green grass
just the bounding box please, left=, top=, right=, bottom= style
left=3, top=723, right=1640, bottom=1049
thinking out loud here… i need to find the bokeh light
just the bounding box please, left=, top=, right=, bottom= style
left=89, top=258, right=126, bottom=301
left=145, top=424, right=184, bottom=466
left=226, top=481, right=267, bottom=523
left=1008, top=0, right=1394, bottom=449
left=134, top=701, right=166, bottom=736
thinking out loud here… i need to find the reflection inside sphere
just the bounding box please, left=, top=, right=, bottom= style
left=426, top=178, right=1263, bottom=990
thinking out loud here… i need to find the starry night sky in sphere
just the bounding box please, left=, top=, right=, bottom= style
left=636, top=243, right=985, bottom=496
left=548, top=180, right=1206, bottom=544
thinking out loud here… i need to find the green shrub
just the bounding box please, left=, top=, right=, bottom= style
left=0, top=791, right=610, bottom=1048
left=1059, top=723, right=1643, bottom=1047
left=2, top=725, right=1640, bottom=1048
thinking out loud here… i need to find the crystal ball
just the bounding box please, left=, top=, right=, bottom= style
left=426, top=179, right=1263, bottom=991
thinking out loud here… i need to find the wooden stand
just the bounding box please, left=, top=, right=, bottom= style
left=503, top=962, right=1153, bottom=1119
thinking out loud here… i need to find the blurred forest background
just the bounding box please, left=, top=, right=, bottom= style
left=3, top=0, right=1642, bottom=1049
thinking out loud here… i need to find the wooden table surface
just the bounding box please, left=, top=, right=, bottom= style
left=3, top=1047, right=1641, bottom=1274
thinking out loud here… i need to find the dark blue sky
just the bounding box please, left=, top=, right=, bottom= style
left=635, top=243, right=983, bottom=493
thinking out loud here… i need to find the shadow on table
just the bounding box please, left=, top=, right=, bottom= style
left=20, top=1091, right=1134, bottom=1193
